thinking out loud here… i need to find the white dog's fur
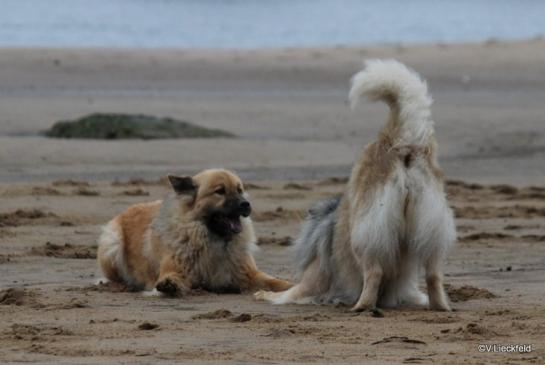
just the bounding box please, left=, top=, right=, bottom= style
left=256, top=60, right=456, bottom=311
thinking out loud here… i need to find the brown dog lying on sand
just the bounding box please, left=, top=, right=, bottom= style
left=97, top=168, right=292, bottom=296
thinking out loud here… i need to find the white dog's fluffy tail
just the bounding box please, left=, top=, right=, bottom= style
left=349, top=59, right=434, bottom=147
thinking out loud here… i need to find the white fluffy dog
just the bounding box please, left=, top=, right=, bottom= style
left=256, top=59, right=456, bottom=311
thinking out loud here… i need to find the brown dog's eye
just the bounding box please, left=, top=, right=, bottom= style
left=237, top=186, right=243, bottom=194
left=215, top=187, right=226, bottom=195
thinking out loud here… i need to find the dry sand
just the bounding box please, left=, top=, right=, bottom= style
left=1, top=40, right=545, bottom=364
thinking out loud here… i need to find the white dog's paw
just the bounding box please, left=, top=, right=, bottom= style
left=350, top=302, right=376, bottom=312
left=429, top=301, right=452, bottom=312
left=402, top=290, right=429, bottom=307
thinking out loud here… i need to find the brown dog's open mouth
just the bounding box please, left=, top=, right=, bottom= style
left=212, top=214, right=243, bottom=234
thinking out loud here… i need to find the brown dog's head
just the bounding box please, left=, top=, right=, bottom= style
left=167, top=169, right=251, bottom=239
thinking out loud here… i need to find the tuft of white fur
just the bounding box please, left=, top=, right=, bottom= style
left=94, top=277, right=110, bottom=285
left=142, top=288, right=164, bottom=297
left=349, top=59, right=434, bottom=147
left=350, top=174, right=407, bottom=274
left=97, top=221, right=134, bottom=287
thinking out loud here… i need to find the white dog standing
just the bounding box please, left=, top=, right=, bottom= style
left=256, top=59, right=456, bottom=311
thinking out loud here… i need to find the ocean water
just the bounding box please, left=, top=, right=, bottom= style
left=0, top=0, right=543, bottom=48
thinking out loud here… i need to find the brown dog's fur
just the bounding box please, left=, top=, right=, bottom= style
left=97, top=168, right=292, bottom=296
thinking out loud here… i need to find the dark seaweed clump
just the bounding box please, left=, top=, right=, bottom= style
left=44, top=113, right=235, bottom=140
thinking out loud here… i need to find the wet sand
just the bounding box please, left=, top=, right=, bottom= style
left=0, top=39, right=544, bottom=184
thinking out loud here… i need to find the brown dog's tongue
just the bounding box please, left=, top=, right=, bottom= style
left=229, top=219, right=243, bottom=234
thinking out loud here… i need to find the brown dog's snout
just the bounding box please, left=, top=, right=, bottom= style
left=238, top=199, right=251, bottom=217
left=224, top=197, right=251, bottom=217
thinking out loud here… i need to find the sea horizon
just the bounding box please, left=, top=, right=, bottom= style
left=0, top=0, right=544, bottom=49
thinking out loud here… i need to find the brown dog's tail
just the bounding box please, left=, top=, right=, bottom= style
left=349, top=59, right=434, bottom=148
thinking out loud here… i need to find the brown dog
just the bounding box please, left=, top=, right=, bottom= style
left=97, top=168, right=292, bottom=296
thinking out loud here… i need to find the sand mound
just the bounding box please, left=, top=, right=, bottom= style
left=192, top=309, right=233, bottom=320
left=243, top=183, right=270, bottom=190
left=447, top=285, right=497, bottom=302
left=138, top=322, right=159, bottom=330
left=9, top=323, right=73, bottom=340
left=52, top=179, right=90, bottom=187
left=0, top=254, right=14, bottom=263
left=119, top=188, right=150, bottom=196
left=111, top=177, right=166, bottom=186
left=253, top=207, right=305, bottom=222
left=30, top=242, right=97, bottom=259
left=0, top=209, right=58, bottom=227
left=0, top=288, right=41, bottom=307
left=31, top=187, right=62, bottom=196
left=371, top=336, right=426, bottom=345
left=257, top=236, right=293, bottom=246
left=455, top=323, right=496, bottom=338
left=283, top=183, right=312, bottom=191
left=316, top=177, right=349, bottom=185
left=76, top=282, right=130, bottom=293
left=231, top=313, right=253, bottom=323
left=453, top=205, right=545, bottom=219
left=73, top=188, right=100, bottom=196
left=460, top=232, right=513, bottom=242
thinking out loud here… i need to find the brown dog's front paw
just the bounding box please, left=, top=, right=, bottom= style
left=155, top=278, right=179, bottom=296
left=253, top=290, right=267, bottom=301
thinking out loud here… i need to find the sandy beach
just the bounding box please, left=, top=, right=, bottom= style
left=1, top=40, right=544, bottom=364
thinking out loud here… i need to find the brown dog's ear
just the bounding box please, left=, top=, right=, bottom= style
left=167, top=175, right=197, bottom=195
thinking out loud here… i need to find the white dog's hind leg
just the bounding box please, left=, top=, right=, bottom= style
left=407, top=174, right=455, bottom=311
left=254, top=284, right=314, bottom=305
left=397, top=256, right=428, bottom=307
left=255, top=258, right=323, bottom=305
left=351, top=260, right=383, bottom=311
left=424, top=253, right=451, bottom=311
